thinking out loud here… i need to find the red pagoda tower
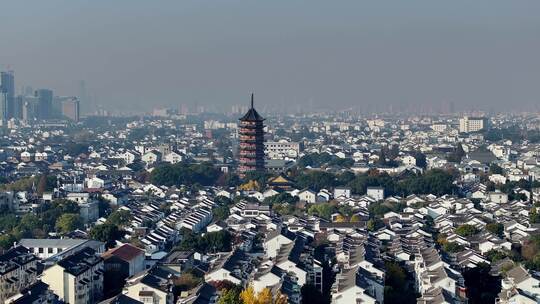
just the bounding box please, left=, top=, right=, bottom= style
left=238, top=93, right=265, bottom=178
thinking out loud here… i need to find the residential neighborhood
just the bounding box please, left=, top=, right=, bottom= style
left=1, top=106, right=540, bottom=304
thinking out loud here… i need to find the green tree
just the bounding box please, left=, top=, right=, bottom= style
left=107, top=210, right=132, bottom=227
left=213, top=205, right=230, bottom=221
left=485, top=250, right=510, bottom=263
left=218, top=288, right=242, bottom=304
left=443, top=242, right=465, bottom=253
left=462, top=262, right=501, bottom=304
left=65, top=142, right=89, bottom=156
left=531, top=208, right=540, bottom=223
left=150, top=162, right=221, bottom=186
left=263, top=192, right=298, bottom=205
left=0, top=234, right=16, bottom=250
left=307, top=203, right=337, bottom=220
left=89, top=223, right=123, bottom=248
left=486, top=223, right=504, bottom=237
left=55, top=213, right=83, bottom=234
left=384, top=262, right=416, bottom=304
left=296, top=171, right=336, bottom=191
left=489, top=164, right=504, bottom=175
left=455, top=224, right=478, bottom=237
left=367, top=218, right=384, bottom=231
left=52, top=199, right=80, bottom=214
left=412, top=152, right=427, bottom=169
left=178, top=230, right=232, bottom=253
left=297, top=152, right=334, bottom=168
left=0, top=213, right=19, bottom=232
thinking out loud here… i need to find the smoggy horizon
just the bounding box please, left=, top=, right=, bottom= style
left=1, top=0, right=540, bottom=113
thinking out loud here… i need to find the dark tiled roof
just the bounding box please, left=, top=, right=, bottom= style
left=57, top=247, right=102, bottom=276
left=99, top=294, right=143, bottom=304
left=0, top=246, right=38, bottom=275
left=239, top=95, right=264, bottom=122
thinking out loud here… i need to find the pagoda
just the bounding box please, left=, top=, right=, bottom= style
left=238, top=93, right=265, bottom=178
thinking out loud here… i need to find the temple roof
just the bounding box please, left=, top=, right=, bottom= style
left=239, top=93, right=264, bottom=121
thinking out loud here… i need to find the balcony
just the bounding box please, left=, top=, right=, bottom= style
left=239, top=158, right=258, bottom=164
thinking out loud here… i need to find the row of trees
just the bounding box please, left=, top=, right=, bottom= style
left=297, top=152, right=354, bottom=169
left=177, top=230, right=232, bottom=253
left=292, top=169, right=457, bottom=196
left=0, top=199, right=84, bottom=250
left=150, top=162, right=222, bottom=187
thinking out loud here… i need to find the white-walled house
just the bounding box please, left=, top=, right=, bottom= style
left=366, top=187, right=384, bottom=201
left=297, top=189, right=317, bottom=204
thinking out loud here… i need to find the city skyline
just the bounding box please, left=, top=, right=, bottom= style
left=1, top=0, right=540, bottom=113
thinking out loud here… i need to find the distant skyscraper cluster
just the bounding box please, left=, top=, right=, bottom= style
left=0, top=69, right=81, bottom=123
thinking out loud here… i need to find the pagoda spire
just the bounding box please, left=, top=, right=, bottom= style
left=250, top=93, right=254, bottom=109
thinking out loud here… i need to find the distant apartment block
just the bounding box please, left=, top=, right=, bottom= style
left=265, top=141, right=301, bottom=159
left=459, top=116, right=488, bottom=133
left=61, top=97, right=80, bottom=122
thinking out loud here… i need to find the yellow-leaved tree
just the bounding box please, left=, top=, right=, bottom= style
left=257, top=288, right=273, bottom=304
left=350, top=214, right=361, bottom=222
left=239, top=180, right=260, bottom=191
left=334, top=214, right=347, bottom=223
left=239, top=286, right=288, bottom=304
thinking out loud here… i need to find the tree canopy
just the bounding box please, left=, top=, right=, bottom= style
left=177, top=230, right=232, bottom=253
left=151, top=162, right=221, bottom=186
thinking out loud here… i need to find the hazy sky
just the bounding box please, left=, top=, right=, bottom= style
left=1, top=0, right=539, bottom=113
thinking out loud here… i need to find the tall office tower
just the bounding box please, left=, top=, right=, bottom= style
left=14, top=95, right=24, bottom=119
left=0, top=70, right=15, bottom=119
left=61, top=97, right=80, bottom=122
left=35, top=89, right=53, bottom=120
left=0, top=93, right=6, bottom=121
left=22, top=99, right=38, bottom=122
left=238, top=94, right=265, bottom=178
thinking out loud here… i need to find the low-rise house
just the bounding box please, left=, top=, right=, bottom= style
left=366, top=187, right=384, bottom=201
left=488, top=190, right=509, bottom=204
left=499, top=265, right=540, bottom=303
left=123, top=268, right=175, bottom=304
left=205, top=250, right=253, bottom=286
left=102, top=243, right=145, bottom=277
left=331, top=266, right=378, bottom=304
left=334, top=187, right=351, bottom=199
left=297, top=189, right=317, bottom=204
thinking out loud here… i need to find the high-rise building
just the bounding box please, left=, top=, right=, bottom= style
left=35, top=89, right=53, bottom=120
left=238, top=94, right=265, bottom=178
left=0, top=93, right=6, bottom=121
left=0, top=70, right=15, bottom=120
left=14, top=95, right=24, bottom=119
left=61, top=97, right=80, bottom=122
left=21, top=96, right=38, bottom=122
left=459, top=116, right=488, bottom=133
